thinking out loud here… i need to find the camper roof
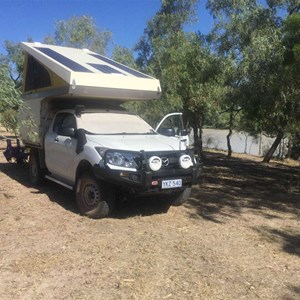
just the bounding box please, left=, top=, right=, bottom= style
left=21, top=42, right=161, bottom=101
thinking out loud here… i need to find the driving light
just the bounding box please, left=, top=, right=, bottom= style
left=179, top=154, right=193, bottom=169
left=148, top=156, right=162, bottom=171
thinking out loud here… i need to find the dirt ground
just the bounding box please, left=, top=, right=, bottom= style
left=0, top=130, right=299, bottom=300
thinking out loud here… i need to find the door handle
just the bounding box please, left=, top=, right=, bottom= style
left=54, top=137, right=59, bottom=142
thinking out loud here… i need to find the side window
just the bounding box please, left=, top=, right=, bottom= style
left=24, top=55, right=51, bottom=92
left=61, top=115, right=76, bottom=130
left=53, top=114, right=65, bottom=133
left=157, top=115, right=184, bottom=136
left=53, top=113, right=77, bottom=134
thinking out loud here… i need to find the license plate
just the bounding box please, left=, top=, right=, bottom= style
left=162, top=179, right=182, bottom=189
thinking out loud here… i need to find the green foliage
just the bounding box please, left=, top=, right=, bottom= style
left=283, top=12, right=300, bottom=66
left=0, top=62, right=21, bottom=111
left=112, top=46, right=136, bottom=68
left=134, top=0, right=224, bottom=155
left=45, top=15, right=112, bottom=54
left=4, top=41, right=24, bottom=79
left=267, top=0, right=299, bottom=14
left=0, top=62, right=22, bottom=133
left=2, top=41, right=27, bottom=88
left=207, top=0, right=300, bottom=161
left=135, top=0, right=197, bottom=72
left=134, top=0, right=199, bottom=124
left=0, top=109, right=19, bottom=135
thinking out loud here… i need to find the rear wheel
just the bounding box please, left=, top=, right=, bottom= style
left=29, top=151, right=44, bottom=186
left=75, top=173, right=115, bottom=219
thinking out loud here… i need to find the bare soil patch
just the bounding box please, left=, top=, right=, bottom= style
left=0, top=130, right=299, bottom=299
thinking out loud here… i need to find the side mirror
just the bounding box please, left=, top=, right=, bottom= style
left=58, top=127, right=76, bottom=138
left=180, top=129, right=188, bottom=136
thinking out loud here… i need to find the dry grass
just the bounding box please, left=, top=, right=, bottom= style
left=0, top=131, right=299, bottom=299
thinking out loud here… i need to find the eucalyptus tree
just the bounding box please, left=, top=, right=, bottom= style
left=135, top=0, right=223, bottom=154
left=112, top=46, right=136, bottom=68
left=207, top=0, right=300, bottom=162
left=162, top=33, right=223, bottom=155
left=135, top=0, right=198, bottom=115
left=0, top=61, right=21, bottom=133
left=206, top=0, right=262, bottom=157
left=44, top=15, right=112, bottom=55
left=281, top=12, right=300, bottom=159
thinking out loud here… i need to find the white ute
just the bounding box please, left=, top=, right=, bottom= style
left=19, top=42, right=202, bottom=218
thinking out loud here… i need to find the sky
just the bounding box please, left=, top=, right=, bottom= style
left=0, top=0, right=214, bottom=56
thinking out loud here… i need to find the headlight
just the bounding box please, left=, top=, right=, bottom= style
left=106, top=152, right=125, bottom=166
left=104, top=150, right=139, bottom=170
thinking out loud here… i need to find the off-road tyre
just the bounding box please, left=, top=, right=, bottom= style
left=75, top=173, right=115, bottom=219
left=29, top=151, right=44, bottom=186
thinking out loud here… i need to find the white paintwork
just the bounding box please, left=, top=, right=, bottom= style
left=21, top=42, right=161, bottom=101
left=86, top=134, right=181, bottom=152
left=44, top=110, right=188, bottom=185
left=19, top=42, right=162, bottom=146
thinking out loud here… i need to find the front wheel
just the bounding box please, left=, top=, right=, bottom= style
left=75, top=173, right=115, bottom=219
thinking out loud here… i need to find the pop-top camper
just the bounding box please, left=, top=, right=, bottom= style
left=18, top=42, right=201, bottom=218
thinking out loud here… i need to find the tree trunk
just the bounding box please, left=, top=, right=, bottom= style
left=227, top=129, right=232, bottom=157
left=191, top=112, right=204, bottom=159
left=227, top=109, right=234, bottom=158
left=193, top=125, right=200, bottom=154
left=262, top=131, right=284, bottom=163
left=244, top=134, right=248, bottom=154
left=286, top=138, right=292, bottom=159
left=193, top=126, right=203, bottom=158
left=259, top=131, right=263, bottom=156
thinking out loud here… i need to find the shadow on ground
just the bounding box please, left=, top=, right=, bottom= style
left=112, top=196, right=172, bottom=219
left=186, top=151, right=300, bottom=256
left=253, top=226, right=300, bottom=257
left=0, top=161, right=77, bottom=213
left=187, top=151, right=299, bottom=221
left=1, top=150, right=299, bottom=222
left=0, top=161, right=172, bottom=218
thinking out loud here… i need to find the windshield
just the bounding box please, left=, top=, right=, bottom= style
left=79, top=112, right=155, bottom=135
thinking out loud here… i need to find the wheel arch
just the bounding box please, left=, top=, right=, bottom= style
left=29, top=147, right=47, bottom=169
left=76, top=160, right=94, bottom=183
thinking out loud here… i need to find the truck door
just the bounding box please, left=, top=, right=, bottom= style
left=155, top=113, right=189, bottom=147
left=45, top=112, right=77, bottom=182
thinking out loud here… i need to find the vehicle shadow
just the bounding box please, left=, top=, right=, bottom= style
left=112, top=196, right=172, bottom=219
left=0, top=161, right=78, bottom=214
left=0, top=161, right=173, bottom=218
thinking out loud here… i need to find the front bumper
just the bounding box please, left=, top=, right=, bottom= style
left=92, top=150, right=202, bottom=195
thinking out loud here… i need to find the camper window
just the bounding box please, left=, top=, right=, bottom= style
left=25, top=55, right=51, bottom=92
